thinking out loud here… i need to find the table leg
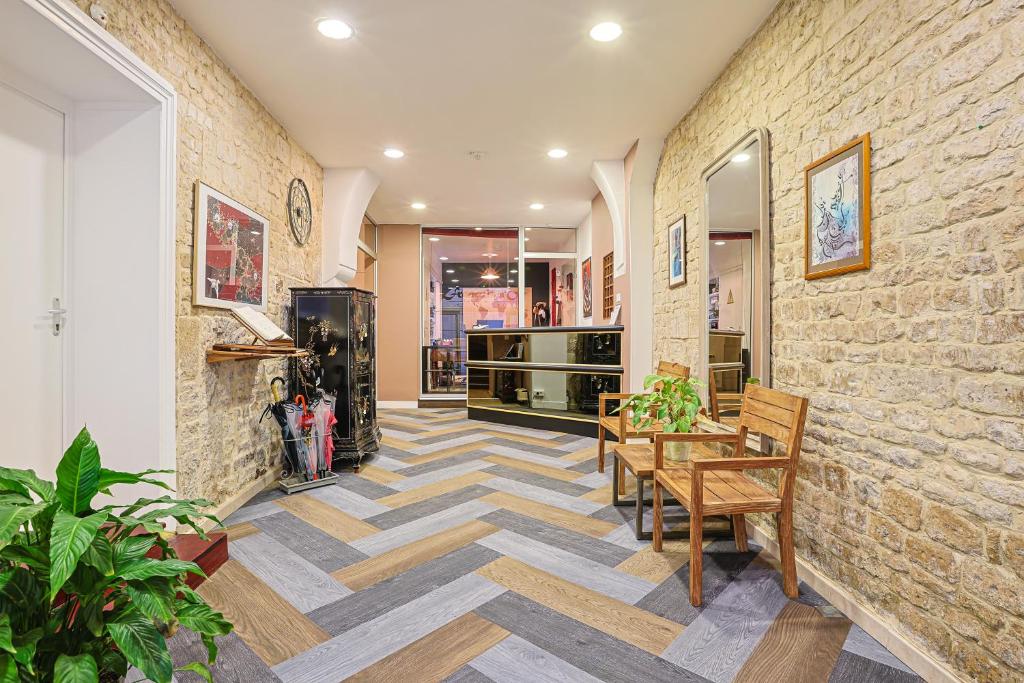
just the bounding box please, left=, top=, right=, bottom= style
left=635, top=477, right=645, bottom=539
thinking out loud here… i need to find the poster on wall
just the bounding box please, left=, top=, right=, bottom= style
left=193, top=181, right=270, bottom=311
left=804, top=133, right=871, bottom=280
left=668, top=215, right=686, bottom=287
left=582, top=257, right=593, bottom=318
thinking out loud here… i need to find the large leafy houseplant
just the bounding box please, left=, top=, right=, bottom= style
left=615, top=374, right=703, bottom=461
left=0, top=427, right=232, bottom=682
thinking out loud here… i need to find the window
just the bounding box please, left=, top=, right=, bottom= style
left=602, top=251, right=614, bottom=319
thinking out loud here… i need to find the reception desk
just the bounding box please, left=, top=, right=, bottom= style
left=465, top=325, right=624, bottom=436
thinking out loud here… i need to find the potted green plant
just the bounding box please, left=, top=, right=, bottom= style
left=0, top=427, right=232, bottom=682
left=614, top=374, right=703, bottom=462
left=746, top=376, right=760, bottom=385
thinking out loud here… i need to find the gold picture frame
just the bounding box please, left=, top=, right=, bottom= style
left=804, top=133, right=871, bottom=280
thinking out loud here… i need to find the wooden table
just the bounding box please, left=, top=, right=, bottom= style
left=612, top=442, right=735, bottom=541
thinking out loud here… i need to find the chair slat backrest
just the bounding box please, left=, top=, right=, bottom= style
left=736, top=385, right=808, bottom=463
left=656, top=361, right=690, bottom=379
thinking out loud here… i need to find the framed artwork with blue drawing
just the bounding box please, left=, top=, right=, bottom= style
left=804, top=133, right=871, bottom=280
left=668, top=215, right=686, bottom=288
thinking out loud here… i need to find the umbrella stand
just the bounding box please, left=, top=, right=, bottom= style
left=261, top=380, right=340, bottom=495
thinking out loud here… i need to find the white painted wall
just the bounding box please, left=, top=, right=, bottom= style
left=576, top=211, right=592, bottom=324
left=322, top=168, right=379, bottom=285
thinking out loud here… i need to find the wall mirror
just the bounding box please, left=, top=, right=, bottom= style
left=700, top=129, right=770, bottom=434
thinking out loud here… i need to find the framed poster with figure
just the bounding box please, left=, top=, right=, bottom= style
left=804, top=134, right=871, bottom=280
left=668, top=215, right=686, bottom=287
left=193, top=181, right=270, bottom=311
left=582, top=257, right=593, bottom=318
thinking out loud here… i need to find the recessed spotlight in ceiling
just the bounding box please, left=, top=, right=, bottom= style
left=482, top=252, right=498, bottom=257
left=411, top=202, right=427, bottom=210
left=714, top=240, right=727, bottom=246
left=510, top=269, right=518, bottom=274
left=529, top=203, right=544, bottom=210
left=731, top=153, right=751, bottom=164
left=384, top=148, right=405, bottom=159
left=317, top=19, right=354, bottom=40
left=428, top=237, right=440, bottom=242
left=451, top=279, right=459, bottom=282
left=439, top=256, right=449, bottom=261
left=525, top=227, right=532, bottom=231
left=547, top=148, right=568, bottom=159
left=446, top=269, right=455, bottom=273
left=524, top=238, right=530, bottom=242
left=589, top=22, right=622, bottom=42
left=474, top=227, right=483, bottom=231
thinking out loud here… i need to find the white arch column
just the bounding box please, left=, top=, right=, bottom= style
left=321, top=168, right=380, bottom=285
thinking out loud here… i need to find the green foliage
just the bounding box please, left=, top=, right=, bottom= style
left=0, top=427, right=232, bottom=682
left=613, top=374, right=703, bottom=434
left=746, top=377, right=761, bottom=385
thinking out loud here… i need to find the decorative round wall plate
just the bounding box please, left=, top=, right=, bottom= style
left=288, top=178, right=312, bottom=246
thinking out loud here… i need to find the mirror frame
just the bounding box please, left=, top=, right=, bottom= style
left=699, top=128, right=771, bottom=412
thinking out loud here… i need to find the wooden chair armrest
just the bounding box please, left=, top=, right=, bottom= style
left=653, top=432, right=742, bottom=469
left=598, top=392, right=636, bottom=417
left=692, top=456, right=790, bottom=471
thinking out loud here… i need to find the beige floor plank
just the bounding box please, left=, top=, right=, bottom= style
left=197, top=560, right=330, bottom=667
left=480, top=491, right=618, bottom=538
left=381, top=434, right=422, bottom=451
left=332, top=520, right=498, bottom=590
left=377, top=471, right=495, bottom=509
left=274, top=494, right=380, bottom=542
left=344, top=612, right=509, bottom=682
left=615, top=540, right=694, bottom=583
left=476, top=557, right=683, bottom=656
left=481, top=454, right=582, bottom=482
left=223, top=521, right=261, bottom=541
left=561, top=445, right=598, bottom=462
left=402, top=443, right=484, bottom=466
left=358, top=464, right=406, bottom=485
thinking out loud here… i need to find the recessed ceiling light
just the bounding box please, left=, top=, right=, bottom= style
left=547, top=148, right=568, bottom=159
left=446, top=269, right=455, bottom=273
left=411, top=202, right=427, bottom=210
left=474, top=227, right=483, bottom=231
left=731, top=153, right=751, bottom=164
left=317, top=19, right=354, bottom=40
left=529, top=203, right=544, bottom=210
left=524, top=238, right=530, bottom=242
left=451, top=279, right=459, bottom=282
left=439, top=256, right=449, bottom=261
left=428, top=237, right=440, bottom=242
left=482, top=252, right=498, bottom=257
left=510, top=269, right=518, bottom=274
left=714, top=240, right=727, bottom=246
left=589, top=22, right=622, bottom=42
left=525, top=227, right=532, bottom=231
left=383, top=148, right=404, bottom=159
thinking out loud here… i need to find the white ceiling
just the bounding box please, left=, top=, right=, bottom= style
left=168, top=0, right=776, bottom=226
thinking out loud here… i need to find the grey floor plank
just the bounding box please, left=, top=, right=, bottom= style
left=252, top=511, right=368, bottom=573
left=568, top=457, right=599, bottom=474
left=333, top=475, right=399, bottom=499
left=229, top=533, right=351, bottom=613
left=468, top=634, right=602, bottom=683
left=479, top=444, right=575, bottom=468
left=659, top=559, right=791, bottom=682
left=479, top=509, right=634, bottom=567
left=169, top=628, right=280, bottom=683
left=305, top=483, right=391, bottom=519
left=481, top=465, right=594, bottom=497
left=390, top=449, right=491, bottom=477
left=474, top=591, right=711, bottom=683
left=364, top=484, right=494, bottom=529
left=828, top=651, right=924, bottom=683
left=476, top=530, right=655, bottom=604
left=444, top=665, right=494, bottom=683
left=388, top=460, right=494, bottom=491
left=480, top=477, right=603, bottom=514
left=222, top=500, right=285, bottom=526
left=349, top=499, right=498, bottom=556
left=842, top=625, right=917, bottom=673
left=635, top=540, right=759, bottom=625
left=272, top=573, right=507, bottom=683
left=307, top=543, right=501, bottom=636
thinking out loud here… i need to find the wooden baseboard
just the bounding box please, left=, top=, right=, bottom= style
left=745, top=523, right=961, bottom=683
left=181, top=469, right=279, bottom=533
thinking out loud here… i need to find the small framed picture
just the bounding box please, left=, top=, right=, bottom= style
left=581, top=257, right=593, bottom=318
left=193, top=181, right=270, bottom=311
left=804, top=134, right=871, bottom=280
left=668, top=215, right=686, bottom=287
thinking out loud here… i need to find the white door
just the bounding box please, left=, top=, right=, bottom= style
left=0, top=83, right=65, bottom=475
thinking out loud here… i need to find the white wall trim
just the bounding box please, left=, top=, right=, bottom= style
left=590, top=159, right=627, bottom=277
left=378, top=400, right=419, bottom=409
left=24, top=0, right=177, bottom=483
left=322, top=167, right=380, bottom=285
left=746, top=523, right=960, bottom=683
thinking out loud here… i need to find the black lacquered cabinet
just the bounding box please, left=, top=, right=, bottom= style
left=290, top=287, right=380, bottom=469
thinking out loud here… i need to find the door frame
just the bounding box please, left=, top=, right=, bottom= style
left=21, top=0, right=177, bottom=478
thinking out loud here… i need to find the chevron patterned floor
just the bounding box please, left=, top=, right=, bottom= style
left=169, top=408, right=923, bottom=683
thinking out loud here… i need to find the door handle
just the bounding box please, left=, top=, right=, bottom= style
left=49, top=297, right=66, bottom=336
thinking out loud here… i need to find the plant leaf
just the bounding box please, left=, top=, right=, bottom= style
left=53, top=653, right=98, bottom=683
left=176, top=601, right=232, bottom=638
left=0, top=654, right=16, bottom=683
left=118, top=558, right=204, bottom=582
left=0, top=503, right=49, bottom=549
left=126, top=583, right=175, bottom=623
left=0, top=479, right=30, bottom=500
left=0, top=614, right=12, bottom=654
left=106, top=608, right=173, bottom=683
left=176, top=662, right=213, bottom=683
left=113, top=535, right=158, bottom=568
left=49, top=509, right=108, bottom=601
left=81, top=533, right=114, bottom=577
left=55, top=427, right=101, bottom=514
left=97, top=468, right=174, bottom=494
left=0, top=466, right=55, bottom=501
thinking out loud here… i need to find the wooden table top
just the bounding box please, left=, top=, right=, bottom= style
left=612, top=442, right=724, bottom=476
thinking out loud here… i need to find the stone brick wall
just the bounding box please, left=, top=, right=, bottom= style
left=71, top=0, right=324, bottom=504
left=652, top=0, right=1024, bottom=680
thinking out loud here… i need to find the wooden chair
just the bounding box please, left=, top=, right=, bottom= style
left=597, top=361, right=690, bottom=496
left=708, top=368, right=743, bottom=423
left=651, top=384, right=809, bottom=606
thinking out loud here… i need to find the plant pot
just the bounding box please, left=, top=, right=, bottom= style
left=665, top=440, right=692, bottom=462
